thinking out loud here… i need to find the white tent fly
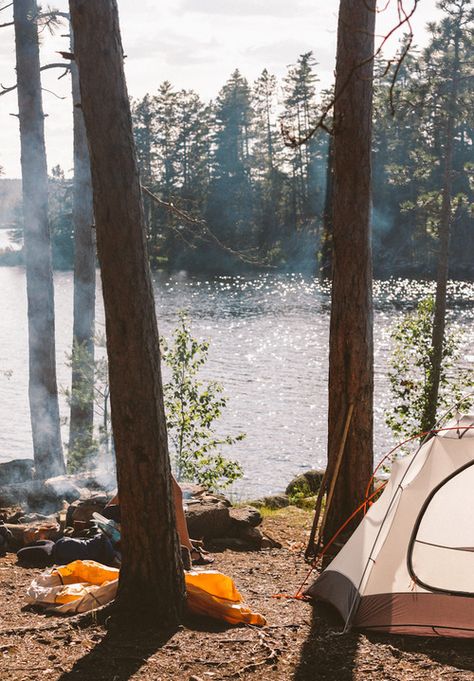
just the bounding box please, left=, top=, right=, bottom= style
left=306, top=414, right=474, bottom=638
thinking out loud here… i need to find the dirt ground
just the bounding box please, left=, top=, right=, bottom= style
left=0, top=507, right=473, bottom=681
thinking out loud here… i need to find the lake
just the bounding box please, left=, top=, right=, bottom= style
left=1, top=267, right=473, bottom=499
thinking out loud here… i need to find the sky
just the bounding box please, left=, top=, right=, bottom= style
left=0, top=0, right=443, bottom=178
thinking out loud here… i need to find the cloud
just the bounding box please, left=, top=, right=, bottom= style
left=180, top=0, right=310, bottom=17
left=127, top=32, right=222, bottom=68
left=245, top=39, right=336, bottom=74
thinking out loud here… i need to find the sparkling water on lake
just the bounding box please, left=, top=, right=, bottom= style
left=1, top=267, right=473, bottom=499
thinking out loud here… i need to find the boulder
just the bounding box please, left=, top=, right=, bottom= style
left=44, top=476, right=82, bottom=503
left=249, top=494, right=289, bottom=510
left=286, top=469, right=324, bottom=497
left=0, top=479, right=80, bottom=513
left=185, top=502, right=232, bottom=539
left=0, top=459, right=34, bottom=486
left=229, top=506, right=262, bottom=528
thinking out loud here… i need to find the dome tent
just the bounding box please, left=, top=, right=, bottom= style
left=306, top=414, right=474, bottom=638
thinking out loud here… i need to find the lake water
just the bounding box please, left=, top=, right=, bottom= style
left=1, top=267, right=473, bottom=499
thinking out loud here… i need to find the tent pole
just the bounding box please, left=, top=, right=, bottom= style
left=318, top=403, right=354, bottom=549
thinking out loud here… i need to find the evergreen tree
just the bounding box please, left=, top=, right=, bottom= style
left=251, top=69, right=286, bottom=255
left=207, top=70, right=255, bottom=260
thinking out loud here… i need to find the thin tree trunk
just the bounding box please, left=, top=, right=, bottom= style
left=68, top=24, right=96, bottom=465
left=13, top=0, right=65, bottom=478
left=324, top=0, right=375, bottom=542
left=319, top=134, right=334, bottom=280
left=69, top=0, right=185, bottom=626
left=421, top=30, right=460, bottom=433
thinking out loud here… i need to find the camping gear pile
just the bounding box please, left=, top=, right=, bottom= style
left=26, top=559, right=266, bottom=626
left=306, top=414, right=474, bottom=638
left=0, top=473, right=275, bottom=552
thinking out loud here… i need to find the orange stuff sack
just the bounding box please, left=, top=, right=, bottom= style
left=27, top=561, right=266, bottom=626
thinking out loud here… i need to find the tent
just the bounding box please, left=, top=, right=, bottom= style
left=306, top=414, right=474, bottom=638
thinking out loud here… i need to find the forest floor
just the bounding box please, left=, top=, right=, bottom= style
left=0, top=506, right=473, bottom=681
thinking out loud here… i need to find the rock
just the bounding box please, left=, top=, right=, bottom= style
left=208, top=537, right=250, bottom=550
left=261, top=536, right=283, bottom=549
left=185, top=502, right=232, bottom=539
left=44, top=476, right=82, bottom=503
left=229, top=506, right=262, bottom=528
left=249, top=494, right=289, bottom=510
left=238, top=526, right=263, bottom=548
left=0, top=479, right=80, bottom=514
left=0, top=459, right=34, bottom=486
left=180, top=483, right=206, bottom=498
left=293, top=494, right=316, bottom=510
left=286, top=469, right=324, bottom=497
left=66, top=495, right=108, bottom=527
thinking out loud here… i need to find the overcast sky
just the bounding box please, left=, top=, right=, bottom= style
left=0, top=0, right=442, bottom=178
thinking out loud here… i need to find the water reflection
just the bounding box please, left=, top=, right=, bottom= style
left=0, top=268, right=473, bottom=499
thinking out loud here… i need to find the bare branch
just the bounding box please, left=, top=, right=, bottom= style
left=41, top=61, right=72, bottom=72
left=41, top=86, right=65, bottom=99
left=0, top=2, right=13, bottom=12
left=0, top=82, right=17, bottom=96
left=282, top=0, right=419, bottom=147
left=0, top=62, right=71, bottom=97
left=141, top=185, right=274, bottom=267
left=0, top=20, right=13, bottom=27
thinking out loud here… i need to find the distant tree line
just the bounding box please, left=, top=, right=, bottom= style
left=6, top=17, right=472, bottom=279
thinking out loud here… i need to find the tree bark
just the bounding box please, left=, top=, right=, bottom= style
left=68, top=23, right=96, bottom=464
left=325, top=0, right=375, bottom=541
left=69, top=0, right=186, bottom=626
left=13, top=0, right=65, bottom=478
left=421, top=27, right=460, bottom=433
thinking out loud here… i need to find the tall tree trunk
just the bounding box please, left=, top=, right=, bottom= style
left=421, top=29, right=460, bottom=433
left=13, top=0, right=65, bottom=478
left=324, top=0, right=375, bottom=541
left=69, top=0, right=185, bottom=626
left=68, top=24, right=96, bottom=465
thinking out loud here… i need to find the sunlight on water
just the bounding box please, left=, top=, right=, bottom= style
left=0, top=268, right=473, bottom=499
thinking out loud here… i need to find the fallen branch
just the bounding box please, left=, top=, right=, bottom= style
left=227, top=632, right=280, bottom=677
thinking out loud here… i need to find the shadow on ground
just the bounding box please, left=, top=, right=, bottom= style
left=56, top=625, right=176, bottom=681
left=293, top=604, right=359, bottom=681
left=293, top=604, right=474, bottom=681
left=367, top=630, right=474, bottom=675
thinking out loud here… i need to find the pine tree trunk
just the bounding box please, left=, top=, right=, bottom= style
left=421, top=29, right=460, bottom=433
left=13, top=0, right=65, bottom=478
left=324, top=0, right=375, bottom=541
left=68, top=25, right=96, bottom=463
left=69, top=0, right=186, bottom=626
